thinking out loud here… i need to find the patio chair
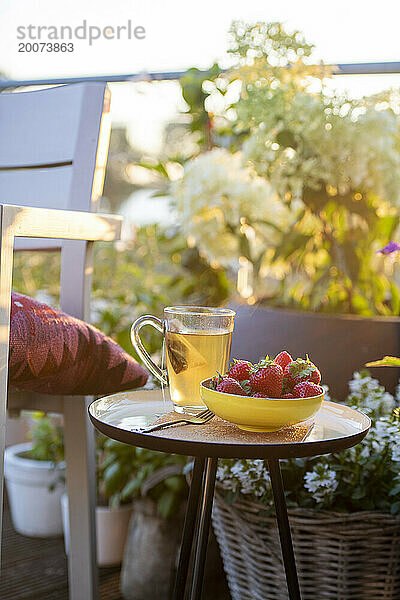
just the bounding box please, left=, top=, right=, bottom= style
left=0, top=82, right=122, bottom=600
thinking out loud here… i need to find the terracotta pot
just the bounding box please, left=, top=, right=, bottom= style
left=230, top=302, right=400, bottom=400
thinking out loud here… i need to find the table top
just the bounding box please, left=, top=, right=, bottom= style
left=89, top=389, right=371, bottom=459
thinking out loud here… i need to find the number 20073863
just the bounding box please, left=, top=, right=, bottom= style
left=18, top=42, right=74, bottom=52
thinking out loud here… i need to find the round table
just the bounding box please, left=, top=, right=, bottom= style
left=89, top=389, right=370, bottom=600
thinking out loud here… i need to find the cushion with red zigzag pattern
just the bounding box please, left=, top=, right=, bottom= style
left=9, top=292, right=148, bottom=395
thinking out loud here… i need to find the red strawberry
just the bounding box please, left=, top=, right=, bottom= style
left=253, top=391, right=294, bottom=399
left=274, top=351, right=292, bottom=370
left=292, top=382, right=323, bottom=398
left=252, top=391, right=268, bottom=398
left=228, top=359, right=253, bottom=381
left=284, top=357, right=321, bottom=389
left=216, top=377, right=247, bottom=396
left=307, top=361, right=321, bottom=385
left=249, top=360, right=283, bottom=398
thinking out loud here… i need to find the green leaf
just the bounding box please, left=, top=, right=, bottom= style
left=276, top=129, right=297, bottom=149
left=164, top=475, right=185, bottom=493
left=120, top=478, right=141, bottom=501
left=224, top=489, right=239, bottom=505
left=376, top=215, right=398, bottom=238
left=102, top=452, right=118, bottom=469
left=157, top=489, right=177, bottom=519
left=254, top=219, right=284, bottom=234
left=390, top=501, right=400, bottom=515
left=351, top=294, right=370, bottom=314
left=273, top=230, right=311, bottom=262
left=138, top=161, right=170, bottom=180
left=389, top=484, right=400, bottom=496
left=351, top=488, right=366, bottom=500
left=104, top=438, right=128, bottom=451
left=390, top=282, right=400, bottom=314
left=109, top=494, right=121, bottom=509
left=365, top=356, right=400, bottom=367
left=103, top=462, right=125, bottom=495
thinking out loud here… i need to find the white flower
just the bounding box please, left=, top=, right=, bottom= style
left=217, top=459, right=271, bottom=497
left=381, top=393, right=397, bottom=415
left=242, top=91, right=400, bottom=207
left=391, top=441, right=400, bottom=462
left=347, top=372, right=395, bottom=417
left=321, top=384, right=331, bottom=402
left=216, top=465, right=238, bottom=492
left=231, top=462, right=246, bottom=477
left=304, top=465, right=338, bottom=503
left=370, top=419, right=399, bottom=452
left=171, top=148, right=302, bottom=267
left=359, top=445, right=371, bottom=459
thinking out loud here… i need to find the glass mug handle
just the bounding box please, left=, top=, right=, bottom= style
left=130, top=315, right=168, bottom=386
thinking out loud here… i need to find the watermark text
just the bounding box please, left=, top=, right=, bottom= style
left=16, top=20, right=146, bottom=46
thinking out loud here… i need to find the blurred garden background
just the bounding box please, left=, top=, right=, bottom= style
left=9, top=18, right=400, bottom=365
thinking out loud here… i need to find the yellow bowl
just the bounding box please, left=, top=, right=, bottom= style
left=200, top=379, right=324, bottom=432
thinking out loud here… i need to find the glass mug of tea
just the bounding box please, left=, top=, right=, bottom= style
left=131, top=306, right=235, bottom=414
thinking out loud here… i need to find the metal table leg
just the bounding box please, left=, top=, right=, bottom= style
left=173, top=457, right=206, bottom=600
left=268, top=458, right=302, bottom=600
left=189, top=457, right=218, bottom=600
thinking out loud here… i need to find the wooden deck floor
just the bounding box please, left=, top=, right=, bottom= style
left=0, top=496, right=231, bottom=600
left=0, top=497, right=121, bottom=600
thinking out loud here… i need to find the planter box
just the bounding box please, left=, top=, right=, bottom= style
left=230, top=302, right=400, bottom=399
left=61, top=494, right=132, bottom=567
left=213, top=492, right=400, bottom=600
left=4, top=442, right=65, bottom=537
left=120, top=498, right=184, bottom=600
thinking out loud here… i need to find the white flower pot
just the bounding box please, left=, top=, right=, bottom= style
left=4, top=442, right=65, bottom=537
left=61, top=494, right=132, bottom=567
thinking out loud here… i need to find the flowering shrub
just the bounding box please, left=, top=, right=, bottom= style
left=240, top=91, right=400, bottom=207
left=174, top=22, right=400, bottom=314
left=304, top=465, right=338, bottom=504
left=172, top=148, right=301, bottom=268
left=217, top=371, right=400, bottom=514
left=347, top=371, right=396, bottom=417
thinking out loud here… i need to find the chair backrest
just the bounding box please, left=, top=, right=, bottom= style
left=0, top=83, right=111, bottom=249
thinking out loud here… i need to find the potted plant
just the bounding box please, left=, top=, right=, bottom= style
left=119, top=445, right=188, bottom=600
left=212, top=371, right=400, bottom=599
left=171, top=22, right=400, bottom=398
left=4, top=412, right=65, bottom=537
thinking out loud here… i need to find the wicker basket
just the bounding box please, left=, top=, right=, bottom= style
left=212, top=490, right=400, bottom=600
